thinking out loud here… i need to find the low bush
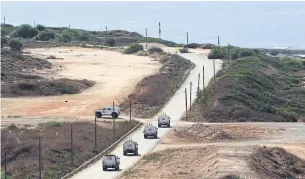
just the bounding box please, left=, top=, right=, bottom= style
left=105, top=38, right=116, bottom=47
left=36, top=24, right=46, bottom=31
left=123, top=43, right=143, bottom=54
left=9, top=39, right=23, bottom=51
left=37, top=29, right=56, bottom=41
left=147, top=46, right=163, bottom=53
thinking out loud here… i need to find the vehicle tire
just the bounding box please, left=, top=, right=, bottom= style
left=96, top=112, right=102, bottom=118
left=158, top=124, right=161, bottom=127
left=135, top=150, right=138, bottom=156
left=115, top=165, right=119, bottom=171
left=123, top=151, right=127, bottom=156
left=154, top=134, right=157, bottom=139
left=103, top=166, right=107, bottom=171
left=111, top=112, right=118, bottom=119
left=144, top=135, right=147, bottom=139
left=167, top=123, right=170, bottom=128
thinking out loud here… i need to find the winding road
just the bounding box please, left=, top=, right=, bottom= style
left=69, top=44, right=223, bottom=179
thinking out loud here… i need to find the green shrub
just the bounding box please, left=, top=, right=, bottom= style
left=208, top=47, right=224, bottom=59
left=7, top=123, right=17, bottom=129
left=1, top=38, right=8, bottom=47
left=123, top=43, right=143, bottom=54
left=78, top=33, right=90, bottom=41
left=37, top=29, right=56, bottom=41
left=56, top=29, right=73, bottom=42
left=179, top=48, right=189, bottom=53
left=238, top=48, right=255, bottom=58
left=12, top=24, right=38, bottom=38
left=105, top=38, right=116, bottom=47
left=9, top=39, right=23, bottom=51
left=147, top=46, right=163, bottom=53
left=36, top=24, right=46, bottom=31
left=45, top=121, right=61, bottom=127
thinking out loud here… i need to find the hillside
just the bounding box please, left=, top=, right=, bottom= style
left=185, top=48, right=305, bottom=122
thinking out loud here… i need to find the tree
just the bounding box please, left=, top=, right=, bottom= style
left=11, top=24, right=38, bottom=38
left=105, top=38, right=115, bottom=47
left=38, top=30, right=55, bottom=41
left=36, top=24, right=46, bottom=31
left=9, top=39, right=23, bottom=51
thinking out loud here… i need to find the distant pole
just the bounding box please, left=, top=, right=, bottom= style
left=129, top=98, right=132, bottom=125
left=94, top=114, right=97, bottom=150
left=190, top=82, right=192, bottom=111
left=106, top=26, right=108, bottom=38
left=145, top=28, right=148, bottom=49
left=70, top=124, right=73, bottom=166
left=218, top=36, right=220, bottom=47
left=197, top=73, right=200, bottom=93
left=34, top=21, right=36, bottom=27
left=202, top=65, right=205, bottom=87
left=186, top=32, right=189, bottom=49
left=4, top=17, right=6, bottom=25
left=213, top=58, right=216, bottom=89
left=185, top=88, right=187, bottom=117
left=158, top=22, right=161, bottom=39
left=4, top=150, right=7, bottom=179
left=39, top=136, right=42, bottom=179
left=113, top=101, right=116, bottom=138
left=227, top=43, right=230, bottom=64
left=69, top=24, right=70, bottom=29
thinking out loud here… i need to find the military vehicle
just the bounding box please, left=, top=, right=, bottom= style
left=143, top=122, right=158, bottom=139
left=123, top=137, right=139, bottom=156
left=102, top=154, right=120, bottom=171
left=157, top=112, right=171, bottom=128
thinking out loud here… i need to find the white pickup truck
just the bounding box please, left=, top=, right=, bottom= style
left=95, top=106, right=120, bottom=119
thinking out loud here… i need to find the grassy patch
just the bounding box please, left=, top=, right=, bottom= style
left=1, top=120, right=139, bottom=179
left=194, top=52, right=305, bottom=122
left=121, top=54, right=193, bottom=117
left=123, top=43, right=144, bottom=54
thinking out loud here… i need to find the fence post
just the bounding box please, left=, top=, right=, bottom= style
left=113, top=101, right=116, bottom=138
left=203, top=65, right=205, bottom=87
left=71, top=124, right=73, bottom=166
left=190, top=82, right=192, bottom=111
left=185, top=88, right=187, bottom=117
left=197, top=73, right=200, bottom=93
left=4, top=149, right=7, bottom=179
left=39, top=137, right=42, bottom=179
left=129, top=98, right=132, bottom=125
left=95, top=114, right=97, bottom=150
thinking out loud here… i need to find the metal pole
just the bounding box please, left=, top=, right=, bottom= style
left=213, top=58, right=216, bottom=89
left=71, top=124, right=73, bottom=165
left=145, top=28, right=148, bottom=49
left=203, top=65, right=205, bottom=87
left=4, top=150, right=7, bottom=179
left=39, top=137, right=41, bottom=179
left=106, top=26, right=108, bottom=38
left=197, top=73, right=200, bottom=93
left=113, top=101, right=116, bottom=138
left=190, top=82, right=192, bottom=111
left=69, top=24, right=70, bottom=30
left=159, top=22, right=161, bottom=39
left=129, top=98, right=132, bottom=125
left=34, top=21, right=36, bottom=28
left=185, top=88, right=187, bottom=117
left=227, top=43, right=230, bottom=64
left=186, top=32, right=189, bottom=49
left=95, top=114, right=97, bottom=150
left=3, top=17, right=5, bottom=25
left=218, top=36, right=220, bottom=47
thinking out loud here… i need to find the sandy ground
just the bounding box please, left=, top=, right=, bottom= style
left=1, top=47, right=161, bottom=117
left=119, top=122, right=305, bottom=179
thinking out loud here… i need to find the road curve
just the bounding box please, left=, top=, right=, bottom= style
left=69, top=44, right=222, bottom=179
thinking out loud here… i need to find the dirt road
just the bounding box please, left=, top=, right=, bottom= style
left=68, top=44, right=222, bottom=179
left=1, top=47, right=161, bottom=117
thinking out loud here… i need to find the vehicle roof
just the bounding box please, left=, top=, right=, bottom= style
left=102, top=106, right=119, bottom=108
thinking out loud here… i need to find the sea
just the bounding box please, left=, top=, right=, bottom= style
left=1, top=1, right=305, bottom=49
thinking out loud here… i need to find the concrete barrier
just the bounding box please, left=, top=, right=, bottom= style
left=61, top=122, right=142, bottom=179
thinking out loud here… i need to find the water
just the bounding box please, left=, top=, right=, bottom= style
left=1, top=1, right=305, bottom=49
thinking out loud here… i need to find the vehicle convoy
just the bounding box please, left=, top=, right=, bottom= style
left=102, top=154, right=120, bottom=171
left=157, top=113, right=171, bottom=128
left=123, top=138, right=139, bottom=156
left=143, top=123, right=158, bottom=139
left=95, top=106, right=120, bottom=119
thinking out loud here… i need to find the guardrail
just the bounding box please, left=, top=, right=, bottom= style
left=147, top=61, right=195, bottom=118
left=61, top=122, right=142, bottom=179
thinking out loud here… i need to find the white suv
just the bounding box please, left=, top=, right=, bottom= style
left=95, top=106, right=120, bottom=119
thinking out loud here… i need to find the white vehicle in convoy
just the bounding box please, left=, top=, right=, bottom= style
left=95, top=106, right=120, bottom=119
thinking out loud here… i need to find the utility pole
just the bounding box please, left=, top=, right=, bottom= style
left=70, top=124, right=73, bottom=166
left=213, top=58, right=216, bottom=89
left=203, top=65, right=205, bottom=87
left=145, top=28, right=148, bottom=49
left=69, top=24, right=70, bottom=29
left=129, top=98, right=132, bottom=125
left=186, top=32, right=189, bottom=49
left=34, top=21, right=36, bottom=27
left=4, top=150, right=7, bottom=179
left=158, top=22, right=161, bottom=39
left=95, top=114, right=97, bottom=150
left=39, top=137, right=42, bottom=179
left=218, top=36, right=220, bottom=47
left=227, top=43, right=230, bottom=64
left=190, top=82, right=192, bottom=111
left=197, top=73, right=200, bottom=94
left=4, top=17, right=6, bottom=25
left=113, top=101, right=116, bottom=138
left=185, top=88, right=187, bottom=117
left=106, top=26, right=108, bottom=38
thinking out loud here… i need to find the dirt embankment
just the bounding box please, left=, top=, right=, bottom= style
left=120, top=52, right=193, bottom=118
left=1, top=47, right=161, bottom=117
left=1, top=120, right=139, bottom=179
left=186, top=55, right=305, bottom=123
left=1, top=50, right=94, bottom=97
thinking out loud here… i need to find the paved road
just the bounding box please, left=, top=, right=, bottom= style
left=70, top=45, right=222, bottom=179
